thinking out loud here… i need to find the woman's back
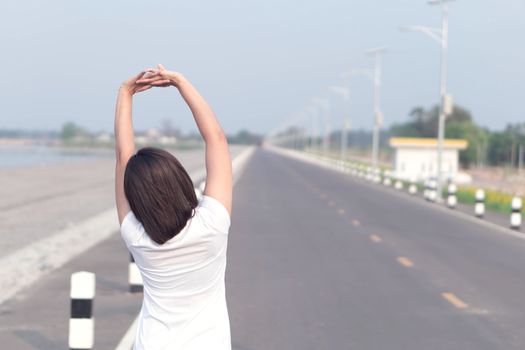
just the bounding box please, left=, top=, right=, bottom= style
left=115, top=65, right=233, bottom=348
left=120, top=195, right=231, bottom=350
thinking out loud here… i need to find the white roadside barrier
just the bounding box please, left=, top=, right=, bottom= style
left=373, top=169, right=381, bottom=184
left=408, top=181, right=418, bottom=195
left=338, top=160, right=345, bottom=172
left=447, top=183, right=457, bottom=209
left=357, top=165, right=364, bottom=178
left=129, top=253, right=143, bottom=293
left=69, top=271, right=95, bottom=350
left=510, top=197, right=522, bottom=230
left=350, top=163, right=357, bottom=176
left=427, top=180, right=437, bottom=202
left=365, top=166, right=372, bottom=181
left=383, top=171, right=391, bottom=186
left=394, top=179, right=403, bottom=190
left=475, top=189, right=485, bottom=218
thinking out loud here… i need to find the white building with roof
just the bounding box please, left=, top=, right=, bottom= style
left=389, top=137, right=469, bottom=183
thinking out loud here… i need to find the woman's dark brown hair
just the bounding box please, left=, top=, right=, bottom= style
left=124, top=147, right=198, bottom=244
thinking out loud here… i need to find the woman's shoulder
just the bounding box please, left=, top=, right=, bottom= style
left=120, top=211, right=146, bottom=246
left=196, top=195, right=231, bottom=233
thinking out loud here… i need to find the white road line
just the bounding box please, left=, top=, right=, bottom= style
left=114, top=314, right=140, bottom=350
left=114, top=146, right=256, bottom=350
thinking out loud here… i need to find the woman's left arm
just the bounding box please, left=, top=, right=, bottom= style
left=114, top=70, right=155, bottom=225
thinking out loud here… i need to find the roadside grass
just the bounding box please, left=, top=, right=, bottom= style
left=454, top=187, right=524, bottom=215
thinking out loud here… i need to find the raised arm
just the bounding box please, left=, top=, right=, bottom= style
left=114, top=71, right=152, bottom=225
left=138, top=65, right=232, bottom=214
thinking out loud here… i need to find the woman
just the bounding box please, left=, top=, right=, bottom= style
left=115, top=64, right=233, bottom=349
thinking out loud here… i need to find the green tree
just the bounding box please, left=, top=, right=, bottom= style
left=487, top=123, right=525, bottom=167
left=61, top=121, right=88, bottom=142
left=390, top=104, right=484, bottom=167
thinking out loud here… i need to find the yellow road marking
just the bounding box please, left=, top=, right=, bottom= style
left=351, top=219, right=360, bottom=226
left=397, top=256, right=414, bottom=267
left=442, top=292, right=468, bottom=309
left=338, top=208, right=346, bottom=215
left=370, top=234, right=382, bottom=243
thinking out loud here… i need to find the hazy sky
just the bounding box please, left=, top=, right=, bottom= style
left=1, top=0, right=524, bottom=135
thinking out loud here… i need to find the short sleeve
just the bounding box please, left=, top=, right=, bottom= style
left=120, top=211, right=144, bottom=246
left=198, top=195, right=231, bottom=233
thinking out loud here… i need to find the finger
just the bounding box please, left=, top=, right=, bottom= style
left=137, top=76, right=166, bottom=84
left=135, top=85, right=152, bottom=93
left=157, top=64, right=166, bottom=71
left=141, top=72, right=158, bottom=80
left=149, top=79, right=171, bottom=86
left=135, top=71, right=147, bottom=80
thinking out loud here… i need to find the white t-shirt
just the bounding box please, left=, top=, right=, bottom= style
left=120, top=195, right=232, bottom=350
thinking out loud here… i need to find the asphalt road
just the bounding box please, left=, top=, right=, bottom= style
left=227, top=147, right=525, bottom=350
left=3, top=145, right=525, bottom=349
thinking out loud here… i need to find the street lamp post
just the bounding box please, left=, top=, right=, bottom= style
left=401, top=0, right=454, bottom=202
left=312, top=97, right=331, bottom=156
left=304, top=105, right=319, bottom=152
left=366, top=47, right=387, bottom=171
left=330, top=86, right=351, bottom=162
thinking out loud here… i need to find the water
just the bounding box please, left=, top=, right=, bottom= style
left=0, top=144, right=113, bottom=168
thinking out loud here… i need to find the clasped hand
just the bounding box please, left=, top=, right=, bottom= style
left=121, top=64, right=183, bottom=95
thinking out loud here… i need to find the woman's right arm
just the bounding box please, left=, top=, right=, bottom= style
left=138, top=66, right=232, bottom=214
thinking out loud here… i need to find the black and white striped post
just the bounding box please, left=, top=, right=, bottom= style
left=361, top=165, right=366, bottom=178
left=383, top=171, right=392, bottom=186
left=474, top=189, right=485, bottom=218
left=447, top=183, right=457, bottom=209
left=510, top=196, right=522, bottom=230
left=344, top=161, right=349, bottom=174
left=394, top=178, right=403, bottom=190
left=374, top=168, right=381, bottom=184
left=338, top=160, right=345, bottom=172
left=365, top=167, right=372, bottom=181
left=408, top=179, right=417, bottom=195
left=69, top=271, right=95, bottom=350
left=427, top=180, right=437, bottom=202
left=129, top=253, right=143, bottom=293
